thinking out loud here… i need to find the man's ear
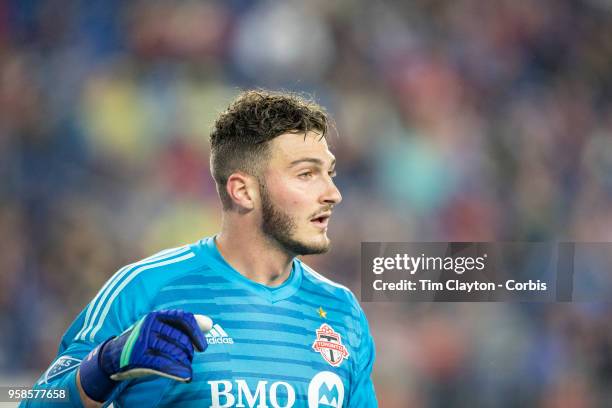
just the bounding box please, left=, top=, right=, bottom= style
left=226, top=172, right=258, bottom=212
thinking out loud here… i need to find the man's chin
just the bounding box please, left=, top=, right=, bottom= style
left=282, top=236, right=330, bottom=256
left=300, top=244, right=330, bottom=256
left=297, top=237, right=331, bottom=255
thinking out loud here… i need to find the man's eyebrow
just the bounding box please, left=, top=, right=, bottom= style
left=289, top=158, right=336, bottom=167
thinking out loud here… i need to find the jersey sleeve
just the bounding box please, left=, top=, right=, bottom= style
left=19, top=341, right=90, bottom=408
left=348, top=307, right=378, bottom=407
left=20, top=264, right=152, bottom=408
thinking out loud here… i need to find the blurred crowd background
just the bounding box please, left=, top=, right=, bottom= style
left=1, top=0, right=612, bottom=406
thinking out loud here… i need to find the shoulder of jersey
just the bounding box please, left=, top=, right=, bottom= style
left=72, top=243, right=200, bottom=343
left=298, top=259, right=359, bottom=307
left=118, top=243, right=203, bottom=288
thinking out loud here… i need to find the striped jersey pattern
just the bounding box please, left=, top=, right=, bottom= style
left=25, top=237, right=377, bottom=408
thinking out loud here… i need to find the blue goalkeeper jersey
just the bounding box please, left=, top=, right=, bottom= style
left=24, top=236, right=377, bottom=407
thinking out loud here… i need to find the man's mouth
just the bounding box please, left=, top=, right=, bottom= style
left=310, top=212, right=331, bottom=229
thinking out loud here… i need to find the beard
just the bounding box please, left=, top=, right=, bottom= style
left=259, top=181, right=330, bottom=256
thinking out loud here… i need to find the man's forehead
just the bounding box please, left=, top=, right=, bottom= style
left=270, top=131, right=335, bottom=164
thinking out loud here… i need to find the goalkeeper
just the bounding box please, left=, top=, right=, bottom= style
left=23, top=90, right=377, bottom=407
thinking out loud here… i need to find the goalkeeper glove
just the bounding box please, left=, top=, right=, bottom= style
left=78, top=309, right=212, bottom=402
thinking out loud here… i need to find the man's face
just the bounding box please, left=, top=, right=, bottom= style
left=258, top=131, right=342, bottom=256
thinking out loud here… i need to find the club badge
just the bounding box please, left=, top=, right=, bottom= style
left=312, top=324, right=349, bottom=367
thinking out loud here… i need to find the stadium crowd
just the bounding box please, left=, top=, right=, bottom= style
left=1, top=0, right=612, bottom=406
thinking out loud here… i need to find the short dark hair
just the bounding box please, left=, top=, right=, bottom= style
left=210, top=89, right=330, bottom=209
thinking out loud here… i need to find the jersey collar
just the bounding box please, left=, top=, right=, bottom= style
left=198, top=236, right=302, bottom=303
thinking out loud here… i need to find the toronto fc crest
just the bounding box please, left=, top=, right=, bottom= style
left=312, top=324, right=350, bottom=367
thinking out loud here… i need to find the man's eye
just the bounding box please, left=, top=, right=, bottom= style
left=329, top=171, right=337, bottom=178
left=298, top=171, right=313, bottom=179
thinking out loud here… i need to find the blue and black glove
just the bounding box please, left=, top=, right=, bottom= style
left=79, top=309, right=212, bottom=402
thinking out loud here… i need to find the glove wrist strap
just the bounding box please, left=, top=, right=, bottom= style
left=79, top=338, right=118, bottom=403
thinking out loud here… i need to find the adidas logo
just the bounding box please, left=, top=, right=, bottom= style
left=205, top=323, right=234, bottom=345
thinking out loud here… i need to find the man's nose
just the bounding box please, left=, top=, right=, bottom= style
left=323, top=179, right=342, bottom=206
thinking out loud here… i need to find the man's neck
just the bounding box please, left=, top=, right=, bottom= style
left=215, top=227, right=295, bottom=287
